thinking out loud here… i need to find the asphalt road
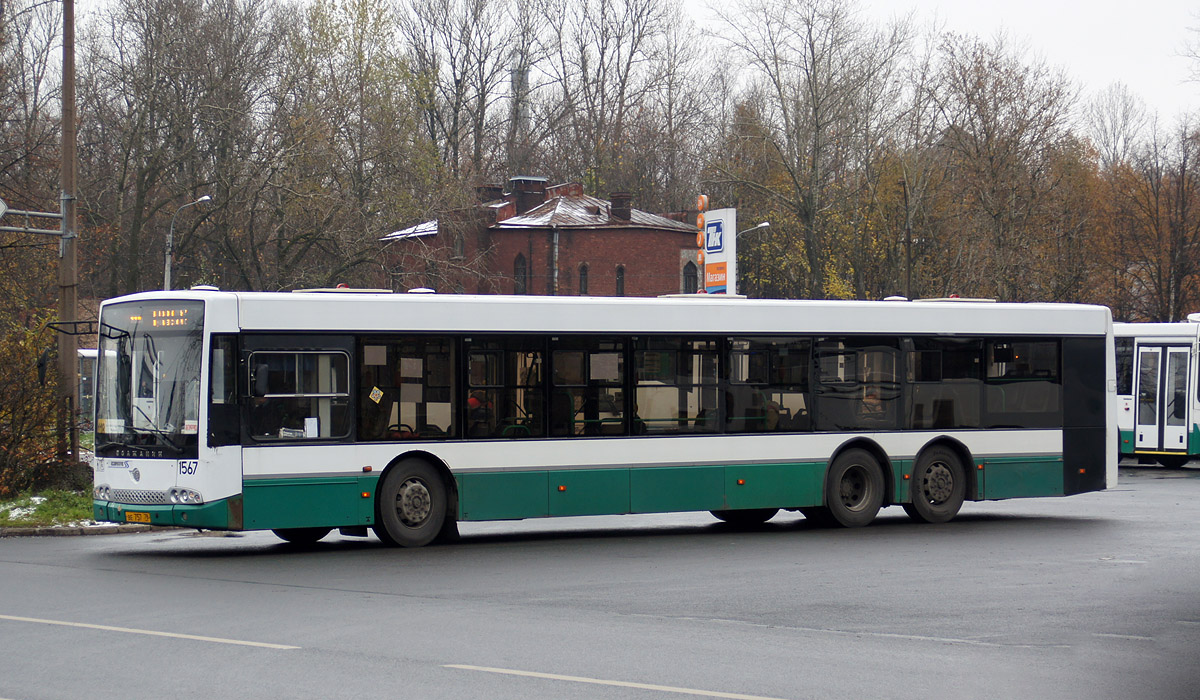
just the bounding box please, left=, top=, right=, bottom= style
left=1, top=467, right=1198, bottom=700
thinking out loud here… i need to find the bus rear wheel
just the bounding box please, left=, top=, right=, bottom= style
left=374, top=458, right=447, bottom=547
left=272, top=527, right=331, bottom=544
left=710, top=508, right=779, bottom=526
left=825, top=449, right=884, bottom=528
left=904, top=445, right=966, bottom=523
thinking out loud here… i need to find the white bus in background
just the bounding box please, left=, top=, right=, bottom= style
left=90, top=288, right=1116, bottom=546
left=1115, top=318, right=1200, bottom=467
left=77, top=348, right=97, bottom=427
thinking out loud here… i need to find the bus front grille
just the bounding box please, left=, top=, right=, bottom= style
left=110, top=489, right=170, bottom=505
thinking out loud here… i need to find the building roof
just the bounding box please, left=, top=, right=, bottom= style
left=381, top=219, right=438, bottom=241
left=496, top=193, right=693, bottom=232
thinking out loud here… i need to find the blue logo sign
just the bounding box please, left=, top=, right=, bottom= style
left=705, top=221, right=724, bottom=253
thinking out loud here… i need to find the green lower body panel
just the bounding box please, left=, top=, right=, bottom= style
left=979, top=457, right=1064, bottom=500
left=242, top=477, right=378, bottom=530
left=549, top=469, right=630, bottom=517
left=456, top=462, right=829, bottom=522
left=631, top=466, right=725, bottom=513
left=891, top=459, right=913, bottom=503
left=1120, top=429, right=1135, bottom=456
left=723, top=462, right=825, bottom=510
left=458, top=471, right=549, bottom=520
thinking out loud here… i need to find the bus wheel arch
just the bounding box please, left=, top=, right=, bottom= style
left=819, top=440, right=890, bottom=528
left=904, top=440, right=970, bottom=524
left=373, top=452, right=457, bottom=547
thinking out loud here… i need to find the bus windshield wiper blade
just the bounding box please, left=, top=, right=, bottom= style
left=132, top=404, right=181, bottom=453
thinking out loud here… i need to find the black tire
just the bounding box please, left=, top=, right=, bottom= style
left=374, top=458, right=447, bottom=547
left=825, top=448, right=885, bottom=528
left=710, top=508, right=779, bottom=526
left=904, top=445, right=966, bottom=523
left=272, top=527, right=331, bottom=544
left=1158, top=455, right=1188, bottom=469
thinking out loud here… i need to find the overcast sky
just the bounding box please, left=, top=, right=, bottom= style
left=692, top=0, right=1200, bottom=123
left=862, top=0, right=1199, bottom=120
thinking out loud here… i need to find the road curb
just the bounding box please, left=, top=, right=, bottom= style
left=0, top=523, right=157, bottom=537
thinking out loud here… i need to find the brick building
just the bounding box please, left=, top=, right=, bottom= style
left=382, top=177, right=700, bottom=297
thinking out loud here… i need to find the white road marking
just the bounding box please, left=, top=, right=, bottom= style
left=662, top=615, right=1064, bottom=648
left=445, top=664, right=792, bottom=700
left=1093, top=633, right=1154, bottom=642
left=0, top=614, right=298, bottom=649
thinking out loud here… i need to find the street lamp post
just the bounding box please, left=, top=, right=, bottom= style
left=733, top=221, right=769, bottom=296
left=164, top=195, right=211, bottom=290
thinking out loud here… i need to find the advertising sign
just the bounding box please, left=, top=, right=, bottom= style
left=703, top=208, right=736, bottom=294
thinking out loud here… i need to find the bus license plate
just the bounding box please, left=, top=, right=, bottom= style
left=124, top=511, right=151, bottom=523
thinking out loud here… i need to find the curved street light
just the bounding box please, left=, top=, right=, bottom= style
left=737, top=221, right=770, bottom=237
left=733, top=221, right=769, bottom=295
left=164, top=195, right=212, bottom=290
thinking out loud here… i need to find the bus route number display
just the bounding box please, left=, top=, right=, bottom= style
left=148, top=307, right=197, bottom=329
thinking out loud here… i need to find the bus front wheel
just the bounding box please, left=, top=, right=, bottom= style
left=904, top=445, right=966, bottom=523
left=825, top=449, right=884, bottom=528
left=374, top=459, right=447, bottom=547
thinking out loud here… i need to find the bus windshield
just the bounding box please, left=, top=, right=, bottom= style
left=95, top=300, right=204, bottom=458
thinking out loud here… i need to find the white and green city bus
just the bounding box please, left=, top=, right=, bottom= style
left=91, top=288, right=1116, bottom=546
left=1115, top=318, right=1200, bottom=467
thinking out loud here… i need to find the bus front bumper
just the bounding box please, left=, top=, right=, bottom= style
left=93, top=495, right=243, bottom=530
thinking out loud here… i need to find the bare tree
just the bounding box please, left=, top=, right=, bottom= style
left=402, top=0, right=514, bottom=181
left=929, top=32, right=1076, bottom=301
left=535, top=0, right=672, bottom=193
left=1111, top=119, right=1200, bottom=321
left=78, top=0, right=214, bottom=294
left=712, top=0, right=909, bottom=298
left=1085, top=82, right=1147, bottom=172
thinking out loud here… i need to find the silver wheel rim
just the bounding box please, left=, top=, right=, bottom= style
left=395, top=477, right=432, bottom=527
left=839, top=464, right=873, bottom=512
left=921, top=462, right=954, bottom=505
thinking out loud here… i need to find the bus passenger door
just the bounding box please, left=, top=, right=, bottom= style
left=1135, top=345, right=1190, bottom=453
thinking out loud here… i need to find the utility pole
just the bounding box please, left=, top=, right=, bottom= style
left=0, top=0, right=80, bottom=464
left=900, top=176, right=912, bottom=299
left=58, top=0, right=79, bottom=464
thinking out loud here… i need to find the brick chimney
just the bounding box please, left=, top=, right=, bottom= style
left=610, top=192, right=632, bottom=221
left=476, top=183, right=505, bottom=202
left=508, top=176, right=548, bottom=214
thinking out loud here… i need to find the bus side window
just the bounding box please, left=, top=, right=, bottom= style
left=247, top=350, right=351, bottom=441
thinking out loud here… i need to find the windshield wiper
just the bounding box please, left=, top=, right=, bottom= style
left=131, top=403, right=182, bottom=454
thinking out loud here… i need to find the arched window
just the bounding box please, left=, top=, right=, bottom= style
left=682, top=261, right=698, bottom=294
left=579, top=264, right=589, bottom=295
left=615, top=265, right=625, bottom=297
left=515, top=254, right=528, bottom=295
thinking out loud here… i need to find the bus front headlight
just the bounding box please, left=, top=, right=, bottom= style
left=93, top=484, right=110, bottom=500
left=168, top=488, right=204, bottom=505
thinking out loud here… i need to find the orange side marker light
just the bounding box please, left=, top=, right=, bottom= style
left=558, top=485, right=567, bottom=492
